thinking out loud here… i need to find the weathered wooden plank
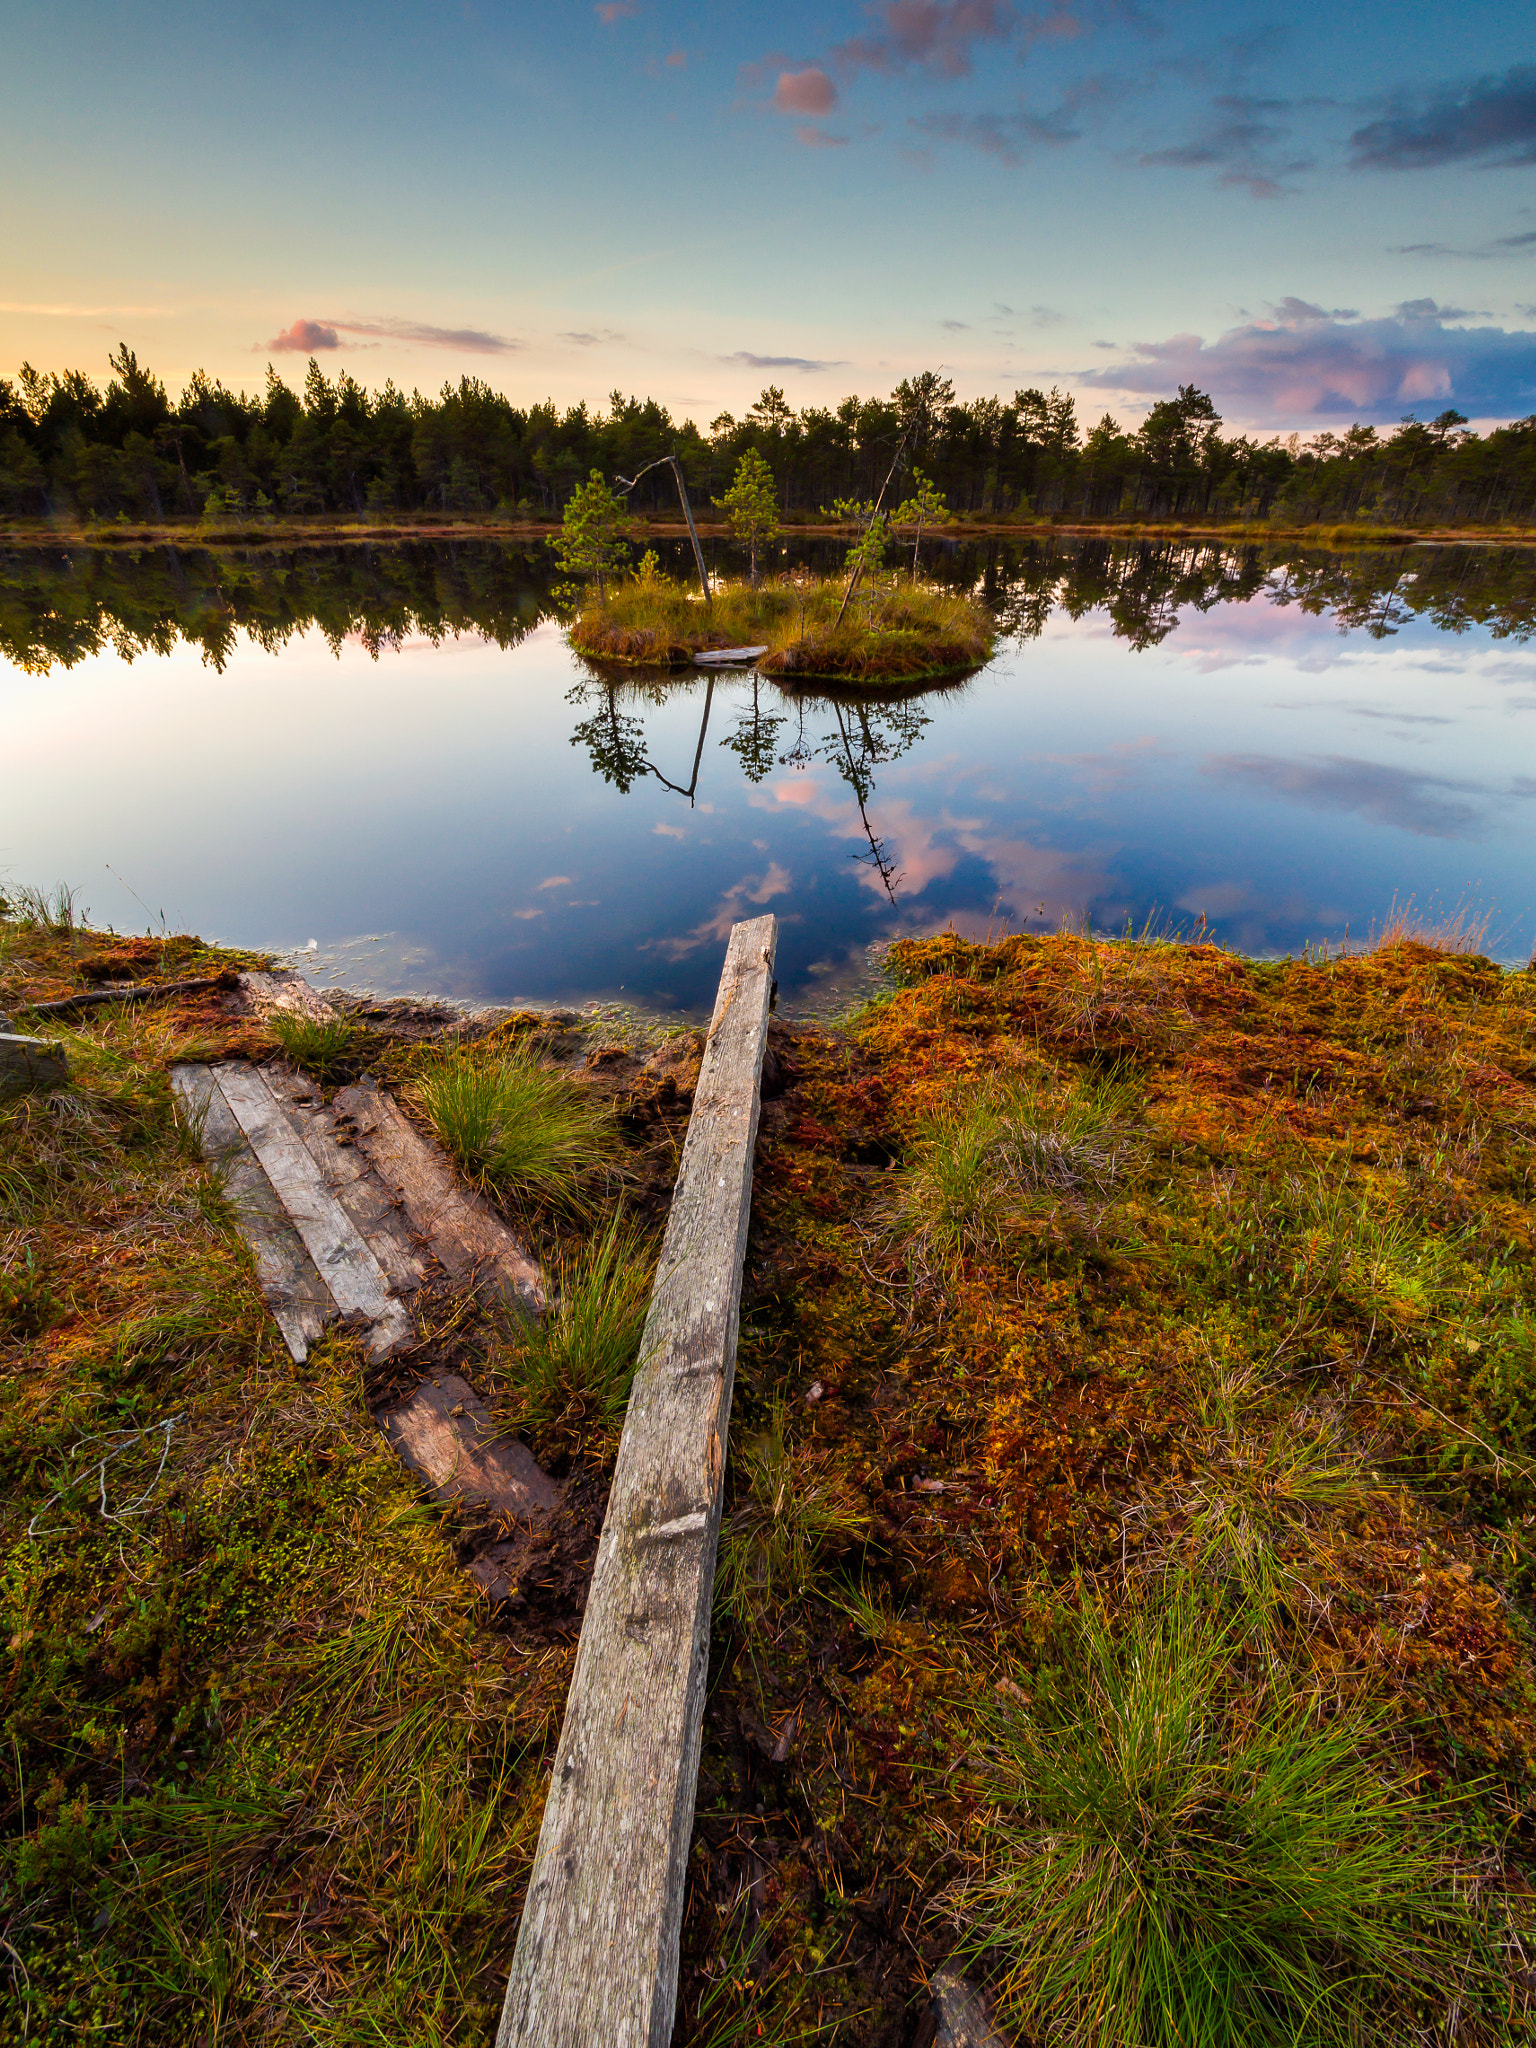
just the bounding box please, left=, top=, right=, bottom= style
left=0, top=1032, right=69, bottom=1097
left=334, top=1074, right=545, bottom=1313
left=239, top=968, right=336, bottom=1020
left=212, top=1061, right=415, bottom=1360
left=382, top=1370, right=560, bottom=1519
left=170, top=1064, right=332, bottom=1362
left=930, top=1968, right=1012, bottom=2046
left=693, top=644, right=768, bottom=666
left=497, top=913, right=777, bottom=2048
left=263, top=1065, right=430, bottom=1297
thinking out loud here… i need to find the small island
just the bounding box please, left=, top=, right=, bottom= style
left=559, top=452, right=997, bottom=683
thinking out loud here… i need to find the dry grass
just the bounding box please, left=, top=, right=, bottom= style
left=569, top=571, right=994, bottom=682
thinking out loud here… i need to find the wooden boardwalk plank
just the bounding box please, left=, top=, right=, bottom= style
left=334, top=1074, right=545, bottom=1313
left=263, top=1066, right=430, bottom=1297
left=212, top=1062, right=415, bottom=1360
left=170, top=1064, right=332, bottom=1362
left=496, top=913, right=777, bottom=2048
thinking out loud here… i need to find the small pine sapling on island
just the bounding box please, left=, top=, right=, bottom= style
left=554, top=469, right=631, bottom=601
left=716, top=449, right=780, bottom=587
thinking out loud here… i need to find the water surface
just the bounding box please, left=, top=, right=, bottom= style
left=4, top=538, right=1533, bottom=1013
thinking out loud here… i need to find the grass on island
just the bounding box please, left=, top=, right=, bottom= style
left=568, top=570, right=995, bottom=683
left=8, top=877, right=1536, bottom=2045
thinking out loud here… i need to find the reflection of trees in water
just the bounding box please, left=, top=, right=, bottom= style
left=6, top=536, right=1533, bottom=676
left=567, top=666, right=933, bottom=902
left=0, top=542, right=550, bottom=673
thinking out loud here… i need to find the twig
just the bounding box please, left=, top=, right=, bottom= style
left=19, top=974, right=234, bottom=1018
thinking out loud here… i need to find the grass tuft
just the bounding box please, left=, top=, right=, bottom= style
left=414, top=1041, right=619, bottom=1211
left=500, top=1211, right=654, bottom=1449
left=268, top=1008, right=358, bottom=1081
left=890, top=1069, right=1140, bottom=1267
left=958, top=1596, right=1480, bottom=2048
left=717, top=1398, right=870, bottom=1634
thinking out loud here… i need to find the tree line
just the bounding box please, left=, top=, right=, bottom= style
left=4, top=349, right=1535, bottom=529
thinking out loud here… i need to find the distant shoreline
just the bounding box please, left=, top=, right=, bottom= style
left=5, top=513, right=1536, bottom=550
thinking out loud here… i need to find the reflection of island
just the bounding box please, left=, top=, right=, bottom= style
left=566, top=668, right=942, bottom=902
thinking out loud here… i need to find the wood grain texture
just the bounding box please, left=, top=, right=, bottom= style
left=334, top=1074, right=545, bottom=1312
left=263, top=1066, right=430, bottom=1296
left=212, top=1062, right=415, bottom=1359
left=497, top=914, right=777, bottom=2048
left=170, top=1064, right=332, bottom=1362
left=383, top=1370, right=560, bottom=1519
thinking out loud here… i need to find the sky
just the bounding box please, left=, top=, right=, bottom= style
left=2, top=0, right=1533, bottom=435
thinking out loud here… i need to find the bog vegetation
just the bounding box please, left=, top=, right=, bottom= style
left=5, top=346, right=1535, bottom=528
left=6, top=882, right=1536, bottom=2044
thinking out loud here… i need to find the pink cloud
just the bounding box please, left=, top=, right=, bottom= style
left=666, top=46, right=686, bottom=67
left=835, top=0, right=1014, bottom=77
left=797, top=124, right=850, bottom=147
left=774, top=67, right=837, bottom=115
left=595, top=0, right=636, bottom=20
left=267, top=318, right=340, bottom=353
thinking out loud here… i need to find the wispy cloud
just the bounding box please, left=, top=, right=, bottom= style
left=595, top=0, right=636, bottom=21
left=560, top=328, right=629, bottom=346
left=263, top=314, right=520, bottom=355
left=914, top=97, right=1084, bottom=162
left=644, top=863, right=792, bottom=959
left=833, top=0, right=1015, bottom=78
left=1080, top=297, right=1536, bottom=424
left=720, top=351, right=846, bottom=371
left=796, top=124, right=851, bottom=147
left=1139, top=94, right=1312, bottom=198
left=1350, top=64, right=1536, bottom=171
left=1392, top=226, right=1536, bottom=260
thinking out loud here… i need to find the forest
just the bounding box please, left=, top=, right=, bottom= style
left=4, top=347, right=1536, bottom=530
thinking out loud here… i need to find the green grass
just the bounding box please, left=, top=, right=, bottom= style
left=716, top=1397, right=869, bottom=1635
left=569, top=571, right=994, bottom=682
left=268, top=1008, right=358, bottom=1082
left=958, top=1596, right=1482, bottom=2048
left=499, top=1211, right=654, bottom=1450
left=889, top=1069, right=1141, bottom=1269
left=414, top=1041, right=619, bottom=1211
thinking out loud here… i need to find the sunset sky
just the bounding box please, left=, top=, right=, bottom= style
left=3, top=0, right=1533, bottom=432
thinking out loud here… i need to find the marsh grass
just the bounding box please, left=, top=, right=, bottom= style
left=890, top=1070, right=1141, bottom=1268
left=958, top=1597, right=1480, bottom=2048
left=268, top=1007, right=358, bottom=1082
left=716, top=1399, right=870, bottom=1635
left=570, top=571, right=994, bottom=682
left=3, top=880, right=83, bottom=933
left=500, top=1211, right=654, bottom=1450
left=415, top=1041, right=619, bottom=1211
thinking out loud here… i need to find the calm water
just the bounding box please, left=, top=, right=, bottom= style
left=4, top=538, right=1534, bottom=1014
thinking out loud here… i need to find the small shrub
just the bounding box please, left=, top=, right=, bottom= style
left=957, top=1597, right=1478, bottom=2048
left=415, top=1043, right=619, bottom=1210
left=504, top=1212, right=653, bottom=1448
left=269, top=1009, right=357, bottom=1082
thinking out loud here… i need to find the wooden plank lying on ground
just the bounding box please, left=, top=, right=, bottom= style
left=497, top=912, right=778, bottom=2048
left=170, top=1064, right=333, bottom=1362
left=335, top=1074, right=545, bottom=1313
left=1, top=1031, right=69, bottom=1098
left=264, top=1066, right=430, bottom=1297
left=383, top=1370, right=561, bottom=1519
left=212, top=1061, right=415, bottom=1360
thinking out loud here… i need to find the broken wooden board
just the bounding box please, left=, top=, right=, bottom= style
left=383, top=1370, right=560, bottom=1520
left=263, top=1066, right=430, bottom=1298
left=497, top=913, right=777, bottom=2048
left=239, top=968, right=336, bottom=1020
left=1, top=1031, right=69, bottom=1098
left=210, top=1061, right=415, bottom=1361
left=334, top=1074, right=545, bottom=1313
left=170, top=1064, right=334, bottom=1362
left=929, top=1969, right=1012, bottom=2047
left=693, top=644, right=767, bottom=666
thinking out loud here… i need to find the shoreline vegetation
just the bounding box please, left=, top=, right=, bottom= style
left=7, top=510, right=1536, bottom=549
left=6, top=882, right=1536, bottom=2042
left=569, top=573, right=996, bottom=682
